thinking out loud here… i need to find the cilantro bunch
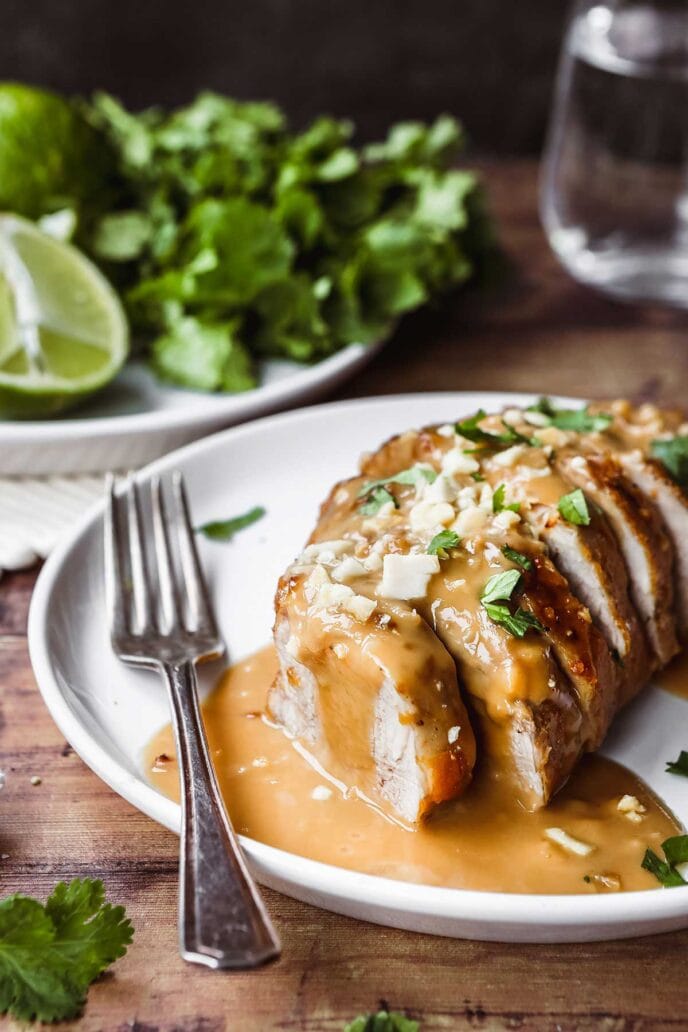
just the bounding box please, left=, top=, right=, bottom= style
left=0, top=878, right=132, bottom=1022
left=77, top=92, right=493, bottom=392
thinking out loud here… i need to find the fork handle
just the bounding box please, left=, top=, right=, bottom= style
left=163, top=659, right=281, bottom=969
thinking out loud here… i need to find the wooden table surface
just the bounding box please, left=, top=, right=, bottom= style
left=2, top=160, right=688, bottom=1031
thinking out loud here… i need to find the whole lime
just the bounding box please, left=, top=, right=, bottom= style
left=0, top=83, right=114, bottom=220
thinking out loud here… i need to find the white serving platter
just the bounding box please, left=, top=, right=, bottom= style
left=28, top=391, right=688, bottom=942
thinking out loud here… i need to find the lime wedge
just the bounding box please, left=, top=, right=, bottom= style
left=0, top=214, right=128, bottom=418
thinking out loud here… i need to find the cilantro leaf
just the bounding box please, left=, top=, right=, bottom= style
left=76, top=93, right=494, bottom=392
left=358, top=464, right=437, bottom=500
left=480, top=569, right=522, bottom=605
left=492, top=483, right=520, bottom=514
left=344, top=1011, right=420, bottom=1032
left=642, top=848, right=686, bottom=887
left=549, top=409, right=612, bottom=433
left=651, top=437, right=688, bottom=487
left=666, top=750, right=688, bottom=777
left=482, top=603, right=545, bottom=639
left=360, top=487, right=397, bottom=516
left=501, top=546, right=533, bottom=571
left=661, top=835, right=688, bottom=867
left=526, top=398, right=612, bottom=433
left=197, top=505, right=266, bottom=541
left=427, top=530, right=460, bottom=557
left=455, top=410, right=519, bottom=448
left=557, top=489, right=590, bottom=526
left=0, top=878, right=132, bottom=1022
left=480, top=567, right=544, bottom=637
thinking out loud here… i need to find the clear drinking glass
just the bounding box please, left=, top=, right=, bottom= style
left=540, top=0, right=688, bottom=306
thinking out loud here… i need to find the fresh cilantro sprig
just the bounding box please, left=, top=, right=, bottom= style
left=427, top=529, right=460, bottom=557
left=0, top=878, right=133, bottom=1023
left=197, top=505, right=266, bottom=540
left=557, top=488, right=590, bottom=526
left=651, top=437, right=688, bottom=487
left=344, top=1011, right=420, bottom=1032
left=666, top=750, right=688, bottom=777
left=642, top=836, right=688, bottom=888
left=479, top=568, right=544, bottom=639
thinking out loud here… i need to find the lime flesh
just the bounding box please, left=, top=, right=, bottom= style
left=0, top=214, right=128, bottom=418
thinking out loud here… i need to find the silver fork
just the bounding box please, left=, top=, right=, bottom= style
left=105, top=471, right=281, bottom=969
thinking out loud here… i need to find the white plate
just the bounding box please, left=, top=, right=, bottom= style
left=0, top=344, right=378, bottom=475
left=28, top=391, right=688, bottom=942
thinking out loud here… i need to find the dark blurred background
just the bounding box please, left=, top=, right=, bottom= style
left=2, top=0, right=569, bottom=154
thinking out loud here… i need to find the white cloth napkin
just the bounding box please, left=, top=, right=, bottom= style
left=0, top=475, right=105, bottom=575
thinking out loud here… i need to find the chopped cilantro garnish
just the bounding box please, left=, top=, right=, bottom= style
left=427, top=530, right=460, bottom=558
left=481, top=568, right=521, bottom=604
left=360, top=487, right=397, bottom=516
left=455, top=410, right=526, bottom=449
left=662, top=835, right=688, bottom=867
left=492, top=483, right=520, bottom=514
left=197, top=505, right=266, bottom=540
left=482, top=602, right=545, bottom=639
left=557, top=488, right=590, bottom=526
left=470, top=471, right=485, bottom=482
left=526, top=397, right=612, bottom=433
left=651, top=436, right=688, bottom=487
left=480, top=567, right=543, bottom=637
left=358, top=464, right=437, bottom=501
left=642, top=848, right=686, bottom=887
left=666, top=750, right=688, bottom=777
left=501, top=546, right=533, bottom=571
left=0, top=878, right=132, bottom=1022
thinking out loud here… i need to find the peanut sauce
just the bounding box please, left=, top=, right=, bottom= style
left=145, top=646, right=680, bottom=895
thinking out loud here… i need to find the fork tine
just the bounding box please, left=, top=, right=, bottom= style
left=171, top=471, right=219, bottom=638
left=150, top=475, right=181, bottom=633
left=104, top=474, right=128, bottom=641
left=124, top=476, right=154, bottom=635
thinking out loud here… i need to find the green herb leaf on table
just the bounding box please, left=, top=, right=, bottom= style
left=651, top=437, right=688, bottom=487
left=557, top=488, right=591, bottom=526
left=344, top=1011, right=420, bottom=1032
left=666, top=750, right=688, bottom=777
left=492, top=483, right=520, bottom=514
left=0, top=878, right=132, bottom=1023
left=197, top=506, right=266, bottom=541
left=501, top=546, right=533, bottom=571
left=427, top=530, right=460, bottom=557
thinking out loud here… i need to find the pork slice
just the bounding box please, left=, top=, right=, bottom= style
left=527, top=504, right=652, bottom=704
left=516, top=552, right=620, bottom=749
left=269, top=576, right=476, bottom=825
left=559, top=453, right=679, bottom=668
left=620, top=450, right=688, bottom=641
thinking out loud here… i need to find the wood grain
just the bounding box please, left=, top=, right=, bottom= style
left=2, top=161, right=688, bottom=1031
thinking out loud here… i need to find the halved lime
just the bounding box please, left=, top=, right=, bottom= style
left=0, top=214, right=128, bottom=418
